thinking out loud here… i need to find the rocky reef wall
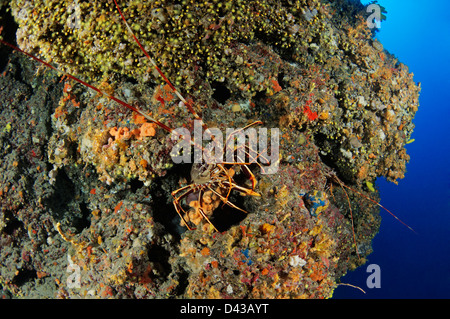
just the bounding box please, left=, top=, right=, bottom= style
left=0, top=0, right=419, bottom=298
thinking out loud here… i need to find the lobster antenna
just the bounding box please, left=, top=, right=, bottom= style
left=0, top=39, right=173, bottom=133
left=334, top=176, right=360, bottom=260
left=341, top=183, right=417, bottom=234
left=112, top=0, right=202, bottom=122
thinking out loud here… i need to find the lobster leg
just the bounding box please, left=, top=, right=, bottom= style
left=172, top=187, right=196, bottom=230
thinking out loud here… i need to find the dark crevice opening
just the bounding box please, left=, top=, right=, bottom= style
left=44, top=167, right=91, bottom=233
left=315, top=132, right=354, bottom=185
left=277, top=71, right=286, bottom=89
left=210, top=196, right=248, bottom=232
left=73, top=201, right=91, bottom=233
left=174, top=270, right=189, bottom=296
left=46, top=168, right=76, bottom=221
left=3, top=211, right=24, bottom=235
left=211, top=81, right=231, bottom=105
left=129, top=178, right=145, bottom=193
left=12, top=268, right=37, bottom=286
left=149, top=163, right=192, bottom=238
left=0, top=6, right=18, bottom=72
left=147, top=244, right=172, bottom=280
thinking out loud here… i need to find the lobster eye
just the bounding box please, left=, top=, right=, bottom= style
left=200, top=165, right=211, bottom=177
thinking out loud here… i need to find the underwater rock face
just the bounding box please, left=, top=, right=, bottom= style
left=0, top=0, right=419, bottom=298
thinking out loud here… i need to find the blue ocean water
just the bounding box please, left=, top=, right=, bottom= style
left=334, top=0, right=450, bottom=298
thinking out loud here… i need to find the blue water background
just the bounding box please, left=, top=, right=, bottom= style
left=333, top=0, right=450, bottom=298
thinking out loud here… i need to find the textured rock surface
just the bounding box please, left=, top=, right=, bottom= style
left=0, top=0, right=419, bottom=298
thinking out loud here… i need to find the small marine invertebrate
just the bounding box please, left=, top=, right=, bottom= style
left=173, top=160, right=261, bottom=231
left=304, top=190, right=329, bottom=217
left=138, top=123, right=156, bottom=139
